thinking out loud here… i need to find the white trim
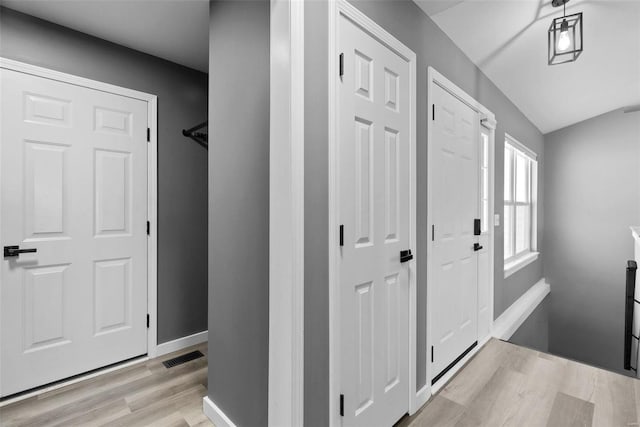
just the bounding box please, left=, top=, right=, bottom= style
left=504, top=251, right=539, bottom=279
left=203, top=396, right=237, bottom=427
left=492, top=278, right=550, bottom=340
left=328, top=1, right=418, bottom=423
left=430, top=335, right=491, bottom=394
left=155, top=330, right=208, bottom=357
left=505, top=133, right=537, bottom=160
left=268, top=0, right=305, bottom=425
left=480, top=122, right=496, bottom=344
left=426, top=66, right=497, bottom=393
left=0, top=58, right=160, bottom=383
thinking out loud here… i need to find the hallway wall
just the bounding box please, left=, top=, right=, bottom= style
left=0, top=7, right=209, bottom=345
left=543, top=108, right=640, bottom=376
left=208, top=1, right=270, bottom=426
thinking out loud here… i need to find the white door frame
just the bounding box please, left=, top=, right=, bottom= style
left=0, top=58, right=159, bottom=398
left=328, top=1, right=418, bottom=424
left=426, top=66, right=496, bottom=393
left=268, top=0, right=305, bottom=425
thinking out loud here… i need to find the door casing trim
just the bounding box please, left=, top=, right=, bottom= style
left=0, top=57, right=159, bottom=397
left=328, top=2, right=418, bottom=424
left=426, top=66, right=497, bottom=395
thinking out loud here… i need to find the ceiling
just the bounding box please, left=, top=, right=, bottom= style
left=0, top=0, right=209, bottom=73
left=414, top=0, right=640, bottom=133
left=3, top=0, right=638, bottom=132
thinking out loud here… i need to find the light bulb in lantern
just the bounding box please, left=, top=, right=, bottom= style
left=557, top=19, right=570, bottom=51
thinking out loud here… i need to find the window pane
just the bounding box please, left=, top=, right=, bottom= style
left=504, top=147, right=513, bottom=201
left=482, top=134, right=488, bottom=168
left=515, top=153, right=529, bottom=203
left=515, top=205, right=531, bottom=254
left=482, top=200, right=489, bottom=233
left=482, top=169, right=489, bottom=201
left=504, top=205, right=514, bottom=259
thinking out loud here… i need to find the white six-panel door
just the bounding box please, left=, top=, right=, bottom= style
left=1, top=69, right=148, bottom=396
left=430, top=83, right=480, bottom=381
left=338, top=14, right=411, bottom=427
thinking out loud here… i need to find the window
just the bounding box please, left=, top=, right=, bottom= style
left=480, top=130, right=490, bottom=233
left=504, top=135, right=538, bottom=277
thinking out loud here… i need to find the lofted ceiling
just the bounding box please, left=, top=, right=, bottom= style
left=0, top=0, right=209, bottom=73
left=414, top=0, right=640, bottom=133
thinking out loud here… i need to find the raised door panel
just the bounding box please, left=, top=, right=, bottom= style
left=355, top=281, right=374, bottom=415
left=94, top=107, right=132, bottom=137
left=95, top=150, right=131, bottom=236
left=384, top=129, right=399, bottom=243
left=384, top=273, right=400, bottom=392
left=94, top=258, right=132, bottom=336
left=24, top=93, right=72, bottom=128
left=24, top=141, right=70, bottom=241
left=355, top=118, right=374, bottom=247
left=23, top=265, right=71, bottom=352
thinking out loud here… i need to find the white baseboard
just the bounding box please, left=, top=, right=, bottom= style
left=492, top=278, right=550, bottom=340
left=203, top=396, right=237, bottom=427
left=155, top=330, right=208, bottom=357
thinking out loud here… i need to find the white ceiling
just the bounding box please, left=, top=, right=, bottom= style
left=0, top=0, right=209, bottom=73
left=414, top=0, right=640, bottom=133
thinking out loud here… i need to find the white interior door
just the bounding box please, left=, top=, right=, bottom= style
left=338, top=14, right=411, bottom=427
left=430, top=83, right=479, bottom=382
left=1, top=68, right=148, bottom=397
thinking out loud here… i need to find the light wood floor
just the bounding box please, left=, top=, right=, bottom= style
left=399, top=338, right=640, bottom=427
left=0, top=343, right=214, bottom=427
left=2, top=339, right=639, bottom=426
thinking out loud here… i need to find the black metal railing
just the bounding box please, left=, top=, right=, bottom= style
left=624, top=260, right=638, bottom=372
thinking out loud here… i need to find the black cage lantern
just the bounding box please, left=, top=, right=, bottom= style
left=548, top=0, right=583, bottom=65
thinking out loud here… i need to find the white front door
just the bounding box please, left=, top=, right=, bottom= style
left=1, top=68, right=148, bottom=397
left=338, top=14, right=412, bottom=427
left=430, top=83, right=480, bottom=382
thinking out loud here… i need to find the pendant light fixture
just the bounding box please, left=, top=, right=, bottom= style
left=548, top=0, right=583, bottom=65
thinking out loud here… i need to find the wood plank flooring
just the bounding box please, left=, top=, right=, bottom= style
left=398, top=339, right=640, bottom=427
left=2, top=339, right=638, bottom=426
left=0, top=344, right=214, bottom=427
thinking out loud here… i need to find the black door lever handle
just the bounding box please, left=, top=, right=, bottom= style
left=400, top=249, right=413, bottom=263
left=4, top=246, right=37, bottom=257
left=473, top=243, right=483, bottom=252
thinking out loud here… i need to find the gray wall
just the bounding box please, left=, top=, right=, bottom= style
left=0, top=7, right=208, bottom=344
left=543, top=109, right=640, bottom=376
left=208, top=1, right=269, bottom=426
left=509, top=295, right=550, bottom=353
left=304, top=1, right=545, bottom=424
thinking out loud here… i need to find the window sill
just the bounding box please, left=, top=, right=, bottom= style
left=504, top=252, right=539, bottom=279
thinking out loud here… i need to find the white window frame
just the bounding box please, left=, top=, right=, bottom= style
left=503, top=134, right=538, bottom=278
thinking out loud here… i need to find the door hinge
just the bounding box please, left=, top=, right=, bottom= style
left=432, top=224, right=435, bottom=242
left=432, top=104, right=435, bottom=121
left=339, top=394, right=344, bottom=417
left=339, top=225, right=344, bottom=246
left=147, top=128, right=150, bottom=142
left=339, top=53, right=344, bottom=77
left=431, top=346, right=434, bottom=362
left=147, top=221, right=150, bottom=235
left=147, top=314, right=150, bottom=328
